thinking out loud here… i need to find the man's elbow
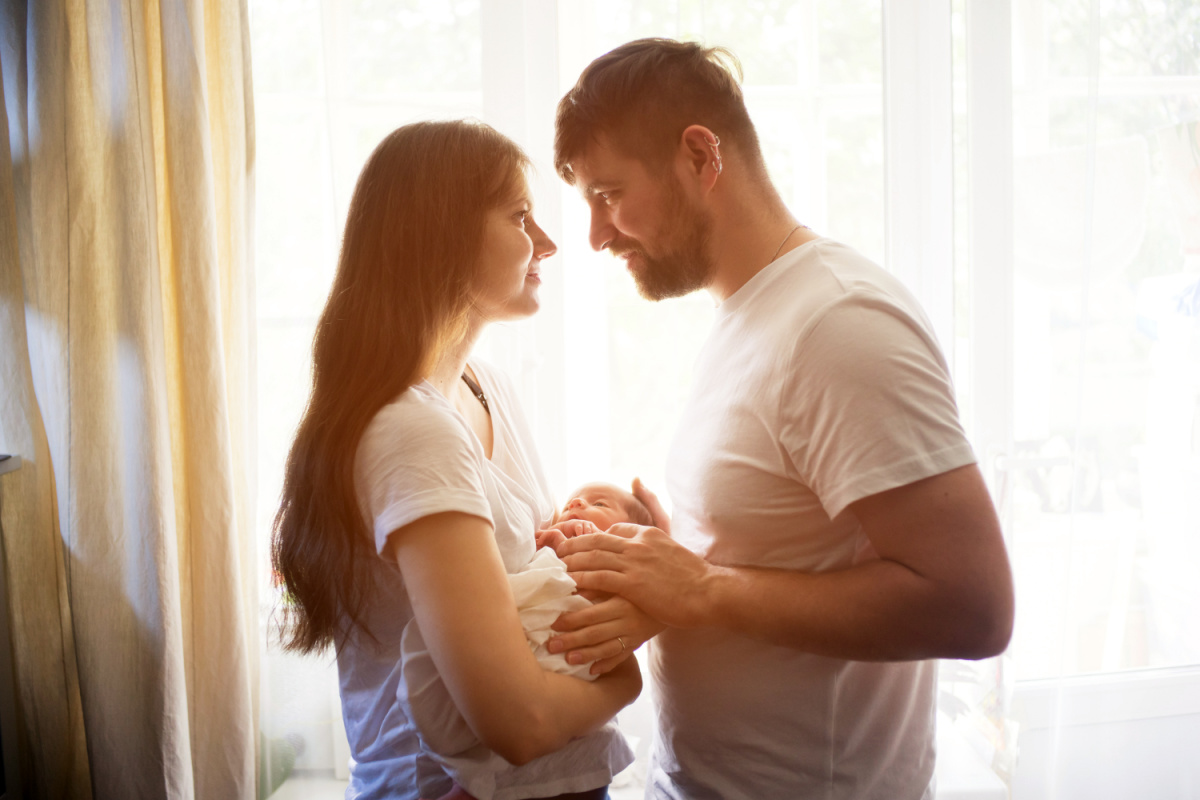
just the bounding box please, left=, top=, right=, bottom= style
left=961, top=611, right=1013, bottom=660
left=952, top=588, right=1015, bottom=660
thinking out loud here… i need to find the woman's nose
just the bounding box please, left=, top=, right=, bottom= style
left=529, top=218, right=557, bottom=260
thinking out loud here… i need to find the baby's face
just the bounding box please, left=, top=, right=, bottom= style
left=559, top=483, right=636, bottom=531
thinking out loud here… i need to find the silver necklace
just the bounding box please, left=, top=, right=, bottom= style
left=770, top=223, right=804, bottom=263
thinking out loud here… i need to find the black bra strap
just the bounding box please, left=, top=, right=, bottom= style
left=460, top=371, right=489, bottom=414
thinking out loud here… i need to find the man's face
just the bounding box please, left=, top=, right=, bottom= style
left=569, top=136, right=714, bottom=301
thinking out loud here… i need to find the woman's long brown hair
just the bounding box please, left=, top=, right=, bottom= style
left=272, top=120, right=529, bottom=654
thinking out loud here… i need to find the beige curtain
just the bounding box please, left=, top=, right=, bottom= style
left=0, top=0, right=257, bottom=797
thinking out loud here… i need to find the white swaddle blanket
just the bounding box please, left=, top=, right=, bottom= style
left=400, top=546, right=595, bottom=760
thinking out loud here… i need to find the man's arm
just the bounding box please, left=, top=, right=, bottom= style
left=556, top=463, right=1014, bottom=661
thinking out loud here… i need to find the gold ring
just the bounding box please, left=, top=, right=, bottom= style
left=617, top=636, right=627, bottom=652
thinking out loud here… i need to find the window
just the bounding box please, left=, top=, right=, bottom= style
left=978, top=0, right=1200, bottom=679
left=251, top=1, right=1200, bottom=795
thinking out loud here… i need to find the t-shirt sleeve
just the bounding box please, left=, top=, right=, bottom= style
left=780, top=292, right=977, bottom=519
left=355, top=397, right=493, bottom=555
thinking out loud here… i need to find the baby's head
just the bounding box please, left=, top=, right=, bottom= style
left=558, top=482, right=653, bottom=531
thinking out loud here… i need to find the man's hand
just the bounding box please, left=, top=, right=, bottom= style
left=632, top=477, right=671, bottom=532
left=555, top=525, right=716, bottom=629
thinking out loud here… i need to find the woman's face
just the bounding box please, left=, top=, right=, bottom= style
left=471, top=176, right=557, bottom=322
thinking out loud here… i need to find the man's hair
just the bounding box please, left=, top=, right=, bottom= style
left=554, top=38, right=765, bottom=183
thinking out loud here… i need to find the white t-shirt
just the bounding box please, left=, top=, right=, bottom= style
left=653, top=238, right=976, bottom=800
left=340, top=360, right=633, bottom=800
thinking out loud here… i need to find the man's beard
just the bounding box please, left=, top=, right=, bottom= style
left=611, top=182, right=714, bottom=301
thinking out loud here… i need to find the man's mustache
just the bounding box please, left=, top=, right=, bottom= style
left=607, top=238, right=645, bottom=257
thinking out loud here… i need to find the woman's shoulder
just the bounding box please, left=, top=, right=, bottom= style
left=358, top=382, right=479, bottom=466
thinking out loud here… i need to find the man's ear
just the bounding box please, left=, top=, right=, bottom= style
left=679, top=124, right=722, bottom=190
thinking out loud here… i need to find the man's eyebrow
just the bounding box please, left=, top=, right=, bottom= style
left=579, top=180, right=614, bottom=199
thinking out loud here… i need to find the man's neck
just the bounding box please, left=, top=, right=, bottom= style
left=704, top=187, right=818, bottom=304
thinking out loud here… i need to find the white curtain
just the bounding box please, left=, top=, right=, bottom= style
left=0, top=0, right=258, bottom=797
left=983, top=1, right=1200, bottom=797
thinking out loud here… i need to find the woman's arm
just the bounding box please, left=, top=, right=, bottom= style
left=386, top=511, right=641, bottom=766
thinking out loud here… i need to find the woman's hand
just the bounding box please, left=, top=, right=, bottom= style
left=547, top=594, right=666, bottom=675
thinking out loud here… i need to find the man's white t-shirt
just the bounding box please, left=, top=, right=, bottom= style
left=654, top=238, right=976, bottom=800
left=340, top=360, right=632, bottom=800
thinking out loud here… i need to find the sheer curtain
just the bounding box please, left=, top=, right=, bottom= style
left=980, top=0, right=1200, bottom=796
left=0, top=1, right=258, bottom=797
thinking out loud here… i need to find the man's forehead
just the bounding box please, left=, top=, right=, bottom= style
left=569, top=136, right=644, bottom=190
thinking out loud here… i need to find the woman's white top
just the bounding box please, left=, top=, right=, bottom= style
left=340, top=360, right=632, bottom=800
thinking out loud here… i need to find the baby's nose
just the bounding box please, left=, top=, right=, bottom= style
left=566, top=497, right=587, bottom=510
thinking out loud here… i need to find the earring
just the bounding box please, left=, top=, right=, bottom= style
left=708, top=134, right=722, bottom=175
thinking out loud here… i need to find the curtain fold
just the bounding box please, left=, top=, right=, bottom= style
left=0, top=0, right=257, bottom=797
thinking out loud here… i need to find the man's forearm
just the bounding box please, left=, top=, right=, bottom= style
left=701, top=558, right=1010, bottom=661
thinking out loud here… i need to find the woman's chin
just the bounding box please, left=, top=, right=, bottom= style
left=490, top=297, right=540, bottom=323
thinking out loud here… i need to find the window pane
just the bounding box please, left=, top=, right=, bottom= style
left=1003, top=0, right=1200, bottom=679
left=343, top=0, right=481, bottom=94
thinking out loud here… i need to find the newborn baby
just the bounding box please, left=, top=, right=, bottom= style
left=536, top=481, right=653, bottom=550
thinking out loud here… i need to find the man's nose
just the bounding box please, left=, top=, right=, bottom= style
left=588, top=208, right=614, bottom=252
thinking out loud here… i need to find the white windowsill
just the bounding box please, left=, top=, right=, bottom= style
left=1013, top=665, right=1200, bottom=731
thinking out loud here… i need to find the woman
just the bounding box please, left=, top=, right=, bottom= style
left=272, top=120, right=640, bottom=800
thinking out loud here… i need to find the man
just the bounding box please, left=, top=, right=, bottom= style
left=547, top=38, right=1015, bottom=800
